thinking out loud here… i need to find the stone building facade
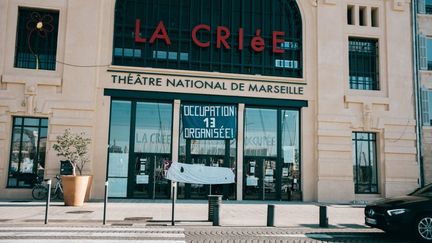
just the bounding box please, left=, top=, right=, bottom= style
left=0, top=0, right=419, bottom=203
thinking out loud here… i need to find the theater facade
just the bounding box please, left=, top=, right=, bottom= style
left=0, top=0, right=420, bottom=203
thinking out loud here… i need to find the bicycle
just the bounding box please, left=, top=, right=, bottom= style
left=32, top=175, right=64, bottom=200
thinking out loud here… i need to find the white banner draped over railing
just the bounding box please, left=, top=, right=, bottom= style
left=166, top=162, right=235, bottom=184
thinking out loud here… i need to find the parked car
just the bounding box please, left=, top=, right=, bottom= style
left=364, top=183, right=432, bottom=241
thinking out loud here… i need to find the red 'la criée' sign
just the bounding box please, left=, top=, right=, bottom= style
left=135, top=20, right=286, bottom=54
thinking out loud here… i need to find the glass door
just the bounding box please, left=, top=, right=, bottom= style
left=244, top=107, right=301, bottom=201
left=243, top=157, right=277, bottom=200
left=131, top=102, right=172, bottom=198
left=133, top=153, right=170, bottom=199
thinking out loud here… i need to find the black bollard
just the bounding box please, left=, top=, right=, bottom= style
left=103, top=180, right=108, bottom=225
left=171, top=186, right=176, bottom=226
left=267, top=204, right=275, bottom=227
left=44, top=179, right=52, bottom=225
left=212, top=203, right=220, bottom=226
left=319, top=205, right=328, bottom=227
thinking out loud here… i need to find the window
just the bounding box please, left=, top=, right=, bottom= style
left=427, top=0, right=432, bottom=14
left=428, top=38, right=432, bottom=70
left=8, top=117, right=48, bottom=188
left=14, top=8, right=59, bottom=70
left=113, top=0, right=303, bottom=78
left=359, top=7, right=367, bottom=26
left=371, top=8, right=379, bottom=27
left=347, top=5, right=354, bottom=25
left=352, top=132, right=378, bottom=194
left=421, top=88, right=432, bottom=126
left=349, top=38, right=379, bottom=90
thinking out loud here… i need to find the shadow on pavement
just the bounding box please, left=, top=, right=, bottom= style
left=306, top=231, right=419, bottom=242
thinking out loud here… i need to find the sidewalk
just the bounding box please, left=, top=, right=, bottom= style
left=0, top=200, right=366, bottom=228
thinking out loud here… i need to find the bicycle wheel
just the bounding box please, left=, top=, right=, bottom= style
left=32, top=185, right=47, bottom=200
left=50, top=188, right=58, bottom=200
left=56, top=190, right=64, bottom=200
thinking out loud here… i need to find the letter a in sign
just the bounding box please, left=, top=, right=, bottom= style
left=135, top=20, right=171, bottom=45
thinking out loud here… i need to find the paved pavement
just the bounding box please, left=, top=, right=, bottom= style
left=0, top=199, right=366, bottom=227
left=0, top=199, right=418, bottom=242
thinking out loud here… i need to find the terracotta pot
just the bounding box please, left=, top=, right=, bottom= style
left=62, top=175, right=91, bottom=206
left=84, top=175, right=93, bottom=202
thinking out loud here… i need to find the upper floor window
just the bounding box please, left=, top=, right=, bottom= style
left=426, top=0, right=432, bottom=14
left=349, top=38, right=379, bottom=90
left=419, top=0, right=432, bottom=14
left=421, top=88, right=432, bottom=126
left=428, top=38, right=432, bottom=70
left=113, top=0, right=303, bottom=78
left=419, top=36, right=432, bottom=71
left=8, top=117, right=48, bottom=188
left=14, top=8, right=59, bottom=71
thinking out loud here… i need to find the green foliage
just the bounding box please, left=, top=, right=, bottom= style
left=52, top=129, right=91, bottom=176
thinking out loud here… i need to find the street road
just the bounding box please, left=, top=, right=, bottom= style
left=0, top=225, right=418, bottom=242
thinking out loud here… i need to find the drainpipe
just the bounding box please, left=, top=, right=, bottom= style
left=411, top=1, right=425, bottom=187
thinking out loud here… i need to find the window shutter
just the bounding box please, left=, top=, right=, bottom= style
left=421, top=88, right=430, bottom=125
left=419, top=35, right=428, bottom=70
left=419, top=0, right=426, bottom=14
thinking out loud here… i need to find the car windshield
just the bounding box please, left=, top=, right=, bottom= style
left=409, top=183, right=432, bottom=197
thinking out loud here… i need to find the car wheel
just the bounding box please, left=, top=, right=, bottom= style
left=417, top=216, right=432, bottom=241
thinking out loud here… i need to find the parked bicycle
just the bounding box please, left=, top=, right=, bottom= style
left=32, top=175, right=63, bottom=200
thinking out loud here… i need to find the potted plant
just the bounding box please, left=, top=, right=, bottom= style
left=52, top=129, right=91, bottom=206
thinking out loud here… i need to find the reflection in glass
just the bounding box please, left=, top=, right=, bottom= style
left=134, top=102, right=172, bottom=153
left=352, top=132, right=378, bottom=193
left=244, top=108, right=301, bottom=201
left=133, top=102, right=172, bottom=199
left=281, top=110, right=301, bottom=200
left=108, top=100, right=131, bottom=197
left=109, top=101, right=131, bottom=154
left=8, top=117, right=47, bottom=188
left=244, top=108, right=277, bottom=157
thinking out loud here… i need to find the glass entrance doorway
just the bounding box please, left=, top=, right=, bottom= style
left=243, top=107, right=301, bottom=201
left=107, top=100, right=173, bottom=198
left=177, top=102, right=237, bottom=200
left=132, top=153, right=170, bottom=199
left=178, top=139, right=237, bottom=200
left=243, top=157, right=277, bottom=200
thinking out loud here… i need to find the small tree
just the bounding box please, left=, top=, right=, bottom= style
left=52, top=129, right=91, bottom=176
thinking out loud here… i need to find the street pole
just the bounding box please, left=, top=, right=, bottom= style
left=103, top=180, right=108, bottom=225
left=171, top=182, right=176, bottom=226
left=44, top=179, right=52, bottom=225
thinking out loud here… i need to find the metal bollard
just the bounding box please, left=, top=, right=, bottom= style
left=208, top=195, right=222, bottom=221
left=171, top=186, right=176, bottom=226
left=44, top=179, right=52, bottom=225
left=212, top=203, right=220, bottom=226
left=319, top=205, right=328, bottom=227
left=267, top=204, right=275, bottom=227
left=103, top=181, right=108, bottom=225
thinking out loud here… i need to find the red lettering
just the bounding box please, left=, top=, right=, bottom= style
left=135, top=19, right=147, bottom=43
left=149, top=21, right=171, bottom=45
left=251, top=29, right=265, bottom=52
left=191, top=24, right=211, bottom=47
left=238, top=28, right=244, bottom=50
left=216, top=26, right=231, bottom=49
left=272, top=31, right=285, bottom=53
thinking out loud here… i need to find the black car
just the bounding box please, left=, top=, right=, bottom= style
left=365, top=183, right=432, bottom=241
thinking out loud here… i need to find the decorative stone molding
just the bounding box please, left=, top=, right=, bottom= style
left=362, top=103, right=382, bottom=130
left=392, top=0, right=410, bottom=11
left=322, top=0, right=337, bottom=5
left=24, top=85, right=37, bottom=115
left=311, top=0, right=318, bottom=7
